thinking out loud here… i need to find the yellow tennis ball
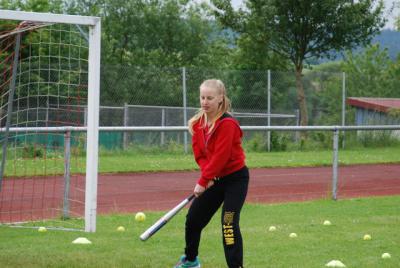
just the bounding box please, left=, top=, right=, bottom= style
left=323, top=220, right=332, bottom=226
left=363, top=234, right=371, bottom=240
left=117, top=226, right=125, bottom=232
left=38, top=226, right=47, bottom=232
left=135, top=212, right=146, bottom=222
left=289, top=232, right=297, bottom=238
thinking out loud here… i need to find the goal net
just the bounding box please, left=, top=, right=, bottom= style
left=0, top=10, right=100, bottom=232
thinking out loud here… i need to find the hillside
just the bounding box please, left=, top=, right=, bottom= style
left=315, top=29, right=400, bottom=63
left=371, top=29, right=400, bottom=59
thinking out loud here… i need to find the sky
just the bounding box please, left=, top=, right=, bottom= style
left=230, top=0, right=399, bottom=29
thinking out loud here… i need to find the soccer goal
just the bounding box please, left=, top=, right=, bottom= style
left=0, top=10, right=100, bottom=232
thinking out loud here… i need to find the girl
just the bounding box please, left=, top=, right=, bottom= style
left=174, top=79, right=249, bottom=268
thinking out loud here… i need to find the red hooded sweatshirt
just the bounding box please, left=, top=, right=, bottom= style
left=192, top=113, right=246, bottom=187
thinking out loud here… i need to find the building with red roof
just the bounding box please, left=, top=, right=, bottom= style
left=347, top=97, right=400, bottom=125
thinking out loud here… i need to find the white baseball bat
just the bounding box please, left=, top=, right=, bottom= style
left=139, top=194, right=195, bottom=241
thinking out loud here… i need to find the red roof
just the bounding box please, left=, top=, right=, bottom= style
left=347, top=97, right=400, bottom=113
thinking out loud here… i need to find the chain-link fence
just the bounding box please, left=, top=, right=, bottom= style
left=100, top=67, right=299, bottom=117
left=97, top=66, right=396, bottom=149
left=10, top=65, right=398, bottom=150
left=99, top=66, right=300, bottom=149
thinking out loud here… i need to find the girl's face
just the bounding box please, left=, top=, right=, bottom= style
left=200, top=86, right=223, bottom=119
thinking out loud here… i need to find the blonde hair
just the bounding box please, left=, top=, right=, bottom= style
left=188, top=79, right=231, bottom=135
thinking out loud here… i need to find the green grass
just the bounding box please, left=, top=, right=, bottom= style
left=6, top=145, right=400, bottom=177
left=96, top=146, right=400, bottom=174
left=247, top=146, right=400, bottom=168
left=1, top=196, right=399, bottom=267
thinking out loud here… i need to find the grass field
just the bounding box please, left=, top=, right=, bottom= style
left=99, top=146, right=400, bottom=173
left=2, top=145, right=399, bottom=267
left=0, top=195, right=399, bottom=267
left=5, top=145, right=400, bottom=176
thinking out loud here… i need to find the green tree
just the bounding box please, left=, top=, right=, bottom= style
left=54, top=0, right=235, bottom=105
left=68, top=0, right=233, bottom=68
left=94, top=0, right=235, bottom=106
left=397, top=16, right=400, bottom=31
left=392, top=0, right=399, bottom=30
left=1, top=0, right=236, bottom=107
left=0, top=0, right=63, bottom=12
left=305, top=64, right=343, bottom=126
left=0, top=1, right=82, bottom=110
left=341, top=44, right=400, bottom=98
left=311, top=44, right=400, bottom=127
left=213, top=0, right=385, bottom=128
left=2, top=0, right=234, bottom=68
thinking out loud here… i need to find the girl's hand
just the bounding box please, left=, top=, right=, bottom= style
left=193, top=180, right=214, bottom=197
left=194, top=183, right=206, bottom=197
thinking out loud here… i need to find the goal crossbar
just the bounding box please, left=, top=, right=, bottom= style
left=0, top=9, right=99, bottom=25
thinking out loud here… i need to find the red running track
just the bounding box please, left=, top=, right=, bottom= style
left=0, top=163, right=399, bottom=222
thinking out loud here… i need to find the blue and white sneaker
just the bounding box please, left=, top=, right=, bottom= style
left=174, top=255, right=201, bottom=268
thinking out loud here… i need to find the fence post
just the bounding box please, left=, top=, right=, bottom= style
left=182, top=67, right=188, bottom=153
left=161, top=108, right=165, bottom=146
left=46, top=99, right=49, bottom=127
left=267, top=70, right=271, bottom=152
left=63, top=130, right=71, bottom=219
left=332, top=129, right=339, bottom=200
left=0, top=33, right=20, bottom=191
left=123, top=103, right=129, bottom=149
left=341, top=72, right=346, bottom=149
left=295, top=109, right=300, bottom=142
left=84, top=107, right=88, bottom=127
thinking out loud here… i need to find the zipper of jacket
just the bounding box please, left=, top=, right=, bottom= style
left=204, top=119, right=223, bottom=149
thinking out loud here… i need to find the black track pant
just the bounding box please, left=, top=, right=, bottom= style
left=184, top=166, right=249, bottom=268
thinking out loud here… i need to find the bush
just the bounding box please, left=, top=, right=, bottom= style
left=358, top=130, right=400, bottom=147
left=22, top=144, right=44, bottom=158
left=244, top=133, right=267, bottom=152
left=270, top=131, right=288, bottom=151
left=244, top=132, right=288, bottom=152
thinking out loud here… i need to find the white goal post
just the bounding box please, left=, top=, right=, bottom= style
left=0, top=10, right=101, bottom=232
